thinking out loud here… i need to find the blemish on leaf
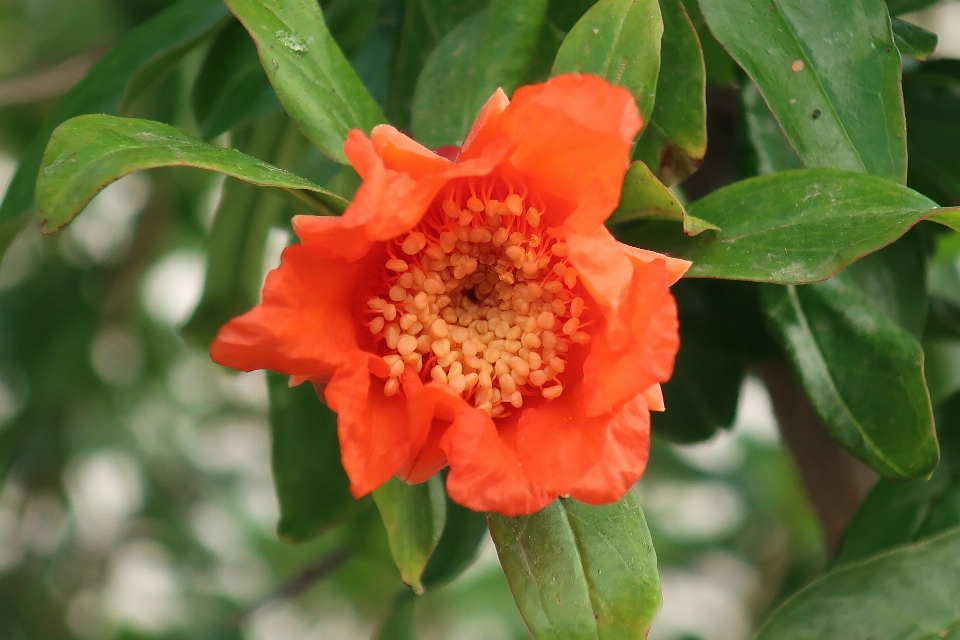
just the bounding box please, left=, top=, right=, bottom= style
left=791, top=60, right=805, bottom=72
left=812, top=109, right=822, bottom=120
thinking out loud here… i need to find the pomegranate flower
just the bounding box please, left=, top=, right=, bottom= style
left=210, top=74, right=689, bottom=516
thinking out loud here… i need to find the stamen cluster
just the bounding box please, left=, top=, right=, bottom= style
left=365, top=181, right=591, bottom=417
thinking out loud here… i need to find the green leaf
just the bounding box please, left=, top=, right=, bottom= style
left=680, top=0, right=736, bottom=86
left=610, top=161, right=717, bottom=235
left=754, top=526, right=960, bottom=640
left=420, top=0, right=489, bottom=39
left=420, top=495, right=489, bottom=590
left=633, top=0, right=706, bottom=185
left=36, top=114, right=347, bottom=234
left=373, top=477, right=447, bottom=595
left=618, top=169, right=948, bottom=284
left=411, top=0, right=548, bottom=148
left=552, top=0, right=662, bottom=121
left=765, top=278, right=939, bottom=480
left=375, top=590, right=417, bottom=640
left=488, top=493, right=661, bottom=639
left=192, top=20, right=281, bottom=139
left=324, top=0, right=380, bottom=58
left=892, top=17, right=939, bottom=60
left=886, top=0, right=943, bottom=16
left=267, top=373, right=359, bottom=542
left=224, top=0, right=386, bottom=163
left=0, top=0, right=230, bottom=258
left=740, top=79, right=803, bottom=176
left=841, top=229, right=929, bottom=337
left=698, top=0, right=907, bottom=183
left=904, top=64, right=960, bottom=205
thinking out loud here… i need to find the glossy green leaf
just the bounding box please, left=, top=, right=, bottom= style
left=411, top=0, right=547, bottom=148
left=892, top=17, right=938, bottom=60
left=740, top=79, right=802, bottom=176
left=0, top=0, right=230, bottom=258
left=610, top=161, right=716, bottom=235
left=420, top=0, right=489, bottom=39
left=375, top=590, right=417, bottom=640
left=836, top=382, right=960, bottom=567
left=267, top=373, right=359, bottom=542
left=680, top=0, right=736, bottom=85
left=633, top=0, right=706, bottom=185
left=373, top=477, right=447, bottom=595
left=619, top=169, right=949, bottom=284
left=699, top=0, right=907, bottom=182
left=886, top=0, right=943, bottom=15
left=765, top=279, right=938, bottom=480
left=755, top=526, right=960, bottom=640
left=552, top=0, right=662, bottom=121
left=324, top=0, right=380, bottom=57
left=36, top=114, right=347, bottom=234
left=192, top=19, right=281, bottom=140
left=420, top=495, right=488, bottom=590
left=225, top=0, right=386, bottom=163
left=488, top=493, right=661, bottom=639
left=904, top=64, right=960, bottom=205
left=842, top=229, right=929, bottom=337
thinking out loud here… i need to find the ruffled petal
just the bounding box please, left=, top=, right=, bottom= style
left=209, top=244, right=365, bottom=379
left=568, top=393, right=651, bottom=504
left=459, top=88, right=510, bottom=161
left=581, top=256, right=679, bottom=416
left=398, top=376, right=472, bottom=484
left=567, top=227, right=635, bottom=348
left=515, top=386, right=609, bottom=494
left=443, top=413, right=555, bottom=516
left=619, top=243, right=691, bottom=285
left=370, top=124, right=452, bottom=177
left=292, top=131, right=447, bottom=261
left=499, top=74, right=642, bottom=234
left=324, top=357, right=411, bottom=497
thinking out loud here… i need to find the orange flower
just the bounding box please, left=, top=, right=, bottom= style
left=210, top=75, right=690, bottom=516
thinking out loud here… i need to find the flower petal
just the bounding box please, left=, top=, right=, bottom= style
left=443, top=412, right=555, bottom=516
left=499, top=74, right=642, bottom=233
left=568, top=393, right=651, bottom=504
left=398, top=376, right=472, bottom=484
left=209, top=244, right=364, bottom=379
left=370, top=124, right=452, bottom=178
left=619, top=243, right=691, bottom=285
left=293, top=130, right=446, bottom=261
left=581, top=256, right=680, bottom=416
left=324, top=358, right=411, bottom=497
left=459, top=88, right=510, bottom=162
left=515, top=386, right=609, bottom=494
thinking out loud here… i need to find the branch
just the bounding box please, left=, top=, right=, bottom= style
left=754, top=360, right=877, bottom=555
left=227, top=547, right=350, bottom=628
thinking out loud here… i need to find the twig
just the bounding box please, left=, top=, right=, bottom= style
left=227, top=547, right=350, bottom=628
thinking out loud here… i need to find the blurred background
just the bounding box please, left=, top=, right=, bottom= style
left=1, top=1, right=958, bottom=639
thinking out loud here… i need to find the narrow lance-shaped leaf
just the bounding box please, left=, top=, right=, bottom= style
left=754, top=527, right=960, bottom=640
left=225, top=0, right=386, bottom=163
left=552, top=0, right=663, bottom=121
left=633, top=0, right=707, bottom=185
left=610, top=161, right=717, bottom=235
left=892, top=17, right=938, bottom=61
left=267, top=373, right=360, bottom=543
left=489, top=493, right=661, bottom=639
left=698, top=0, right=907, bottom=182
left=765, top=279, right=939, bottom=480
left=36, top=114, right=347, bottom=234
left=372, top=477, right=447, bottom=595
left=411, top=0, right=548, bottom=148
left=619, top=168, right=958, bottom=284
left=0, top=0, right=230, bottom=258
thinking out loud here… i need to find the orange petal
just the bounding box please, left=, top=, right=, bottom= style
left=293, top=131, right=446, bottom=261
left=459, top=88, right=510, bottom=161
left=209, top=244, right=364, bottom=379
left=619, top=243, right=691, bottom=285
left=397, top=376, right=471, bottom=484
left=568, top=393, right=651, bottom=504
left=644, top=384, right=665, bottom=412
left=515, top=386, right=609, bottom=494
left=499, top=74, right=642, bottom=234
left=442, top=412, right=554, bottom=516
left=324, top=358, right=411, bottom=497
left=567, top=227, right=635, bottom=347
left=581, top=257, right=679, bottom=416
left=370, top=124, right=452, bottom=178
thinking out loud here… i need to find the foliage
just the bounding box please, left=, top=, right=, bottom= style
left=1, top=0, right=960, bottom=638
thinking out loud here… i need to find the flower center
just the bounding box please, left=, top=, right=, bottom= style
left=364, top=181, right=590, bottom=418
